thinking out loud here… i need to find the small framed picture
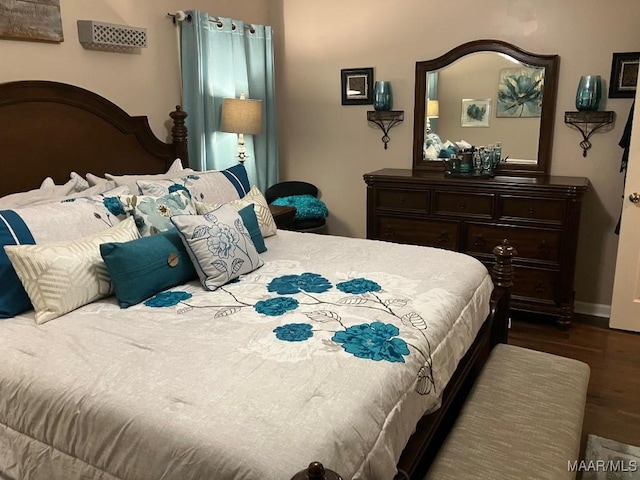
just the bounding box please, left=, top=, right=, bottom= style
left=609, top=52, right=639, bottom=98
left=340, top=67, right=374, bottom=105
left=461, top=99, right=491, bottom=127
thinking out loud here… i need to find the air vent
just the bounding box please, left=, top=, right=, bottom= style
left=77, top=20, right=147, bottom=52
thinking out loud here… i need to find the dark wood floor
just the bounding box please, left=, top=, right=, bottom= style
left=509, top=313, right=640, bottom=454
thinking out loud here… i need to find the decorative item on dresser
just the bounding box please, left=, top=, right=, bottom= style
left=364, top=169, right=589, bottom=329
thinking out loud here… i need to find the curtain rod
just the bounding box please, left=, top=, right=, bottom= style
left=166, top=11, right=256, bottom=32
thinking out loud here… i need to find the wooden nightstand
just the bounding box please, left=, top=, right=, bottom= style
left=269, top=204, right=296, bottom=230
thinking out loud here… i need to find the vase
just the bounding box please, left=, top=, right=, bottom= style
left=575, top=75, right=601, bottom=111
left=373, top=81, right=393, bottom=111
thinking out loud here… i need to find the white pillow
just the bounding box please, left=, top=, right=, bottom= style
left=70, top=172, right=90, bottom=192
left=170, top=205, right=264, bottom=290
left=194, top=185, right=277, bottom=238
left=104, top=158, right=194, bottom=194
left=4, top=217, right=140, bottom=324
left=1, top=178, right=76, bottom=210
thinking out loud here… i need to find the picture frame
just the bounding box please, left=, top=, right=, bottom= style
left=340, top=67, right=374, bottom=105
left=461, top=99, right=491, bottom=127
left=0, top=0, right=63, bottom=43
left=496, top=66, right=544, bottom=117
left=608, top=52, right=640, bottom=98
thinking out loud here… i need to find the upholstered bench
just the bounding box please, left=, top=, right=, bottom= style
left=425, top=344, right=590, bottom=480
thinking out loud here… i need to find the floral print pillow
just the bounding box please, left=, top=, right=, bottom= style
left=103, top=190, right=196, bottom=237
left=170, top=204, right=264, bottom=290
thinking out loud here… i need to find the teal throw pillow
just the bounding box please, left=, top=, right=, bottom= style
left=271, top=194, right=329, bottom=220
left=100, top=230, right=198, bottom=308
left=237, top=204, right=267, bottom=253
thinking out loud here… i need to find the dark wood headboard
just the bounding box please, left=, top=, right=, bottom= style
left=0, top=81, right=188, bottom=197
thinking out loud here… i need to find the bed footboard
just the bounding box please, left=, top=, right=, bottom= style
left=289, top=241, right=515, bottom=480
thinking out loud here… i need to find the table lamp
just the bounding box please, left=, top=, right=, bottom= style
left=426, top=99, right=439, bottom=134
left=220, top=92, right=263, bottom=162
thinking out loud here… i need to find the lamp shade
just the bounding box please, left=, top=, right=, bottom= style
left=220, top=97, right=263, bottom=135
left=427, top=99, right=439, bottom=118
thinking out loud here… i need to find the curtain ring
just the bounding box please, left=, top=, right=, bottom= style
left=249, top=27, right=256, bottom=34
left=231, top=23, right=237, bottom=31
left=215, top=20, right=223, bottom=28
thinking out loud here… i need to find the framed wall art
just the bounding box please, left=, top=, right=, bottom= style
left=609, top=52, right=639, bottom=98
left=340, top=67, right=374, bottom=105
left=0, top=0, right=63, bottom=43
left=496, top=66, right=544, bottom=117
left=461, top=98, right=491, bottom=127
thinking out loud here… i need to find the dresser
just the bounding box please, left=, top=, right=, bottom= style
left=364, top=169, right=589, bottom=328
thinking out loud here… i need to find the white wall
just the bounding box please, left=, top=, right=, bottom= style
left=0, top=0, right=269, bottom=140
left=275, top=0, right=639, bottom=308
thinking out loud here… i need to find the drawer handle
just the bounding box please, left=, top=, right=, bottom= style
left=460, top=202, right=467, bottom=210
left=529, top=207, right=535, bottom=215
left=438, top=232, right=450, bottom=244
left=535, top=282, right=547, bottom=294
left=384, top=226, right=395, bottom=237
left=538, top=240, right=551, bottom=255
left=399, top=197, right=406, bottom=205
left=473, top=235, right=486, bottom=247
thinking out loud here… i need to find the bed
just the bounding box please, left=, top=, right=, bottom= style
left=0, top=81, right=513, bottom=480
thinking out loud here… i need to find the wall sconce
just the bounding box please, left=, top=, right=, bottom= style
left=220, top=93, right=263, bottom=163
left=564, top=110, right=614, bottom=157
left=426, top=99, right=439, bottom=134
left=367, top=110, right=404, bottom=150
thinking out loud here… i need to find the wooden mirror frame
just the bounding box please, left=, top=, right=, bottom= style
left=412, top=39, right=559, bottom=177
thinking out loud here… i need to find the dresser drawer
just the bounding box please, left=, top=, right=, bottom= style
left=433, top=191, right=494, bottom=218
left=499, top=196, right=565, bottom=224
left=512, top=266, right=559, bottom=303
left=376, top=188, right=428, bottom=212
left=466, top=224, right=561, bottom=263
left=375, top=216, right=459, bottom=250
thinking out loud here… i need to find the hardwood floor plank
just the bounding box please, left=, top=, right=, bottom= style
left=508, top=314, right=640, bottom=452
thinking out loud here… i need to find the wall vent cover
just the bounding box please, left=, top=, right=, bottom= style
left=77, top=20, right=147, bottom=50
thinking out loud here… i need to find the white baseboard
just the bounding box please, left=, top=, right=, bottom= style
left=574, top=301, right=611, bottom=319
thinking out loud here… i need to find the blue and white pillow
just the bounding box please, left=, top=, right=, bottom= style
left=170, top=204, right=264, bottom=291
left=0, top=191, right=128, bottom=318
left=138, top=164, right=250, bottom=205
left=104, top=190, right=196, bottom=237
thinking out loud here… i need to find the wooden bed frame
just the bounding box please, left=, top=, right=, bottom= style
left=0, top=80, right=188, bottom=197
left=0, top=80, right=513, bottom=480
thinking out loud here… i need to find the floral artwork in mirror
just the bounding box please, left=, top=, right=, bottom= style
left=461, top=99, right=491, bottom=127
left=496, top=66, right=545, bottom=117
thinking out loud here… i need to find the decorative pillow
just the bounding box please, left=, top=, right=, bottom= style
left=104, top=190, right=196, bottom=237
left=4, top=217, right=140, bottom=324
left=40, top=177, right=56, bottom=188
left=237, top=205, right=267, bottom=253
left=104, top=158, right=193, bottom=194
left=0, top=190, right=127, bottom=318
left=271, top=194, right=329, bottom=220
left=0, top=182, right=74, bottom=210
left=194, top=185, right=277, bottom=238
left=69, top=172, right=90, bottom=192
left=170, top=204, right=264, bottom=291
left=138, top=163, right=250, bottom=204
left=100, top=229, right=198, bottom=308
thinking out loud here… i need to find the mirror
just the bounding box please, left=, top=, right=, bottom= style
left=412, top=40, right=559, bottom=176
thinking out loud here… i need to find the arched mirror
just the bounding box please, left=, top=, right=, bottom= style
left=413, top=39, right=559, bottom=176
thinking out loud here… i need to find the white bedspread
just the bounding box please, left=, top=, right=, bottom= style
left=0, top=231, right=492, bottom=480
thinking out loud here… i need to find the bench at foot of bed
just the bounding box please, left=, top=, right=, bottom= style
left=424, top=344, right=590, bottom=480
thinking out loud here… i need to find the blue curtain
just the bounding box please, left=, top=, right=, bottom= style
left=181, top=10, right=278, bottom=192
left=427, top=72, right=439, bottom=134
